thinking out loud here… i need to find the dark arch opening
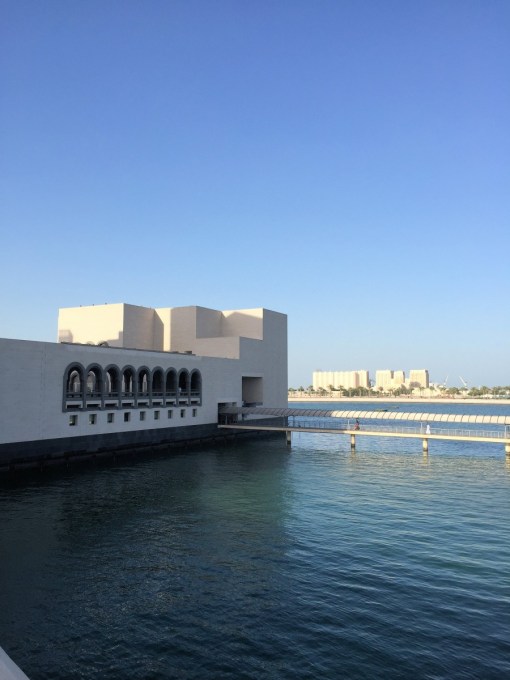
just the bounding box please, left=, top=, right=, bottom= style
left=137, top=367, right=150, bottom=397
left=178, top=369, right=189, bottom=392
left=178, top=369, right=189, bottom=404
left=105, top=366, right=120, bottom=396
left=85, top=365, right=103, bottom=398
left=152, top=368, right=164, bottom=399
left=165, top=369, right=177, bottom=393
left=122, top=367, right=135, bottom=396
left=63, top=363, right=85, bottom=409
left=66, top=365, right=84, bottom=395
left=190, top=370, right=202, bottom=404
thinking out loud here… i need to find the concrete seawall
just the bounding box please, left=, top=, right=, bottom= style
left=0, top=425, right=275, bottom=473
left=0, top=647, right=30, bottom=680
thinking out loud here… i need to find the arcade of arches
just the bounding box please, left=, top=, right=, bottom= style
left=64, top=363, right=202, bottom=411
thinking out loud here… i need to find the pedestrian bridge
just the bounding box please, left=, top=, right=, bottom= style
left=218, top=406, right=510, bottom=454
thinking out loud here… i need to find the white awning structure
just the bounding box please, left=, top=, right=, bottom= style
left=219, top=406, right=510, bottom=426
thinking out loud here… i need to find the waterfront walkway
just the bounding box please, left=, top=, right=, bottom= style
left=218, top=407, right=510, bottom=454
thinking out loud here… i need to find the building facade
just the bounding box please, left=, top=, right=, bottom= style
left=313, top=370, right=370, bottom=390
left=0, top=303, right=287, bottom=468
left=408, top=369, right=430, bottom=388
left=375, top=370, right=393, bottom=391
left=375, top=369, right=430, bottom=391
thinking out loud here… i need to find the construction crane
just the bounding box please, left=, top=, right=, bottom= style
left=440, top=375, right=449, bottom=389
left=459, top=376, right=468, bottom=390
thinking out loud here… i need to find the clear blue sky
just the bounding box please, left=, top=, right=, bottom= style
left=1, top=0, right=509, bottom=388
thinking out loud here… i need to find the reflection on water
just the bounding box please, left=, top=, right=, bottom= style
left=1, top=427, right=509, bottom=679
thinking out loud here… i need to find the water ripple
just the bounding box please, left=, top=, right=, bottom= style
left=1, top=435, right=509, bottom=679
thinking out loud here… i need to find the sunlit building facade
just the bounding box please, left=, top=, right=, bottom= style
left=0, top=302, right=288, bottom=468
left=313, top=370, right=370, bottom=390
left=375, top=369, right=430, bottom=391
left=408, top=369, right=430, bottom=388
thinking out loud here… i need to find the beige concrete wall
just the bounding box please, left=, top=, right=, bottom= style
left=263, top=309, right=288, bottom=406
left=167, top=307, right=198, bottom=353
left=196, top=306, right=223, bottom=338
left=155, top=308, right=172, bottom=351
left=59, top=303, right=280, bottom=358
left=58, top=303, right=161, bottom=351
left=58, top=303, right=125, bottom=346
left=164, top=307, right=270, bottom=360
left=122, top=304, right=158, bottom=350
left=191, top=336, right=241, bottom=360
left=236, top=310, right=288, bottom=408
left=222, top=308, right=264, bottom=340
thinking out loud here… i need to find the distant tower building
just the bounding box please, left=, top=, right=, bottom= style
left=409, top=369, right=429, bottom=388
left=393, top=370, right=405, bottom=387
left=375, top=370, right=394, bottom=391
left=357, top=370, right=370, bottom=388
left=313, top=370, right=369, bottom=391
left=375, top=369, right=429, bottom=391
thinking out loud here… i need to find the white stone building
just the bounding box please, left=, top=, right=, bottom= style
left=375, top=370, right=394, bottom=391
left=408, top=369, right=430, bottom=388
left=375, top=369, right=429, bottom=391
left=0, top=303, right=287, bottom=468
left=313, top=370, right=370, bottom=390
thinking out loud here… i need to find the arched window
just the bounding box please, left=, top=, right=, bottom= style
left=86, top=372, right=96, bottom=393
left=178, top=369, right=189, bottom=391
left=165, top=368, right=177, bottom=404
left=105, top=366, right=120, bottom=396
left=178, top=369, right=189, bottom=404
left=190, top=370, right=202, bottom=404
left=85, top=365, right=103, bottom=398
left=165, top=369, right=177, bottom=393
left=152, top=368, right=164, bottom=398
left=137, top=367, right=150, bottom=397
left=122, top=367, right=135, bottom=396
left=63, top=363, right=85, bottom=409
left=65, top=364, right=85, bottom=396
left=69, top=370, right=82, bottom=394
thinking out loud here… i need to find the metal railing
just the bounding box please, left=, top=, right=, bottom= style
left=236, top=416, right=508, bottom=440
left=354, top=424, right=506, bottom=439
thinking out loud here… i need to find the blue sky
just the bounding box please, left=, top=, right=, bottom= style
left=1, top=0, right=509, bottom=388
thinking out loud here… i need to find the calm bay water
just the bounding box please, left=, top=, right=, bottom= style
left=1, top=402, right=509, bottom=679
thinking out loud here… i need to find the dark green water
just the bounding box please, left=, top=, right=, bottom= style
left=1, top=404, right=509, bottom=679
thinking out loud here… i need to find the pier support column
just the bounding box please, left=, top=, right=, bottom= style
left=286, top=431, right=292, bottom=446
left=350, top=434, right=356, bottom=449
left=505, top=442, right=510, bottom=456
left=423, top=438, right=429, bottom=453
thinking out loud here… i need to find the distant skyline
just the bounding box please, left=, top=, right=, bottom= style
left=299, top=368, right=477, bottom=390
left=1, top=1, right=509, bottom=389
